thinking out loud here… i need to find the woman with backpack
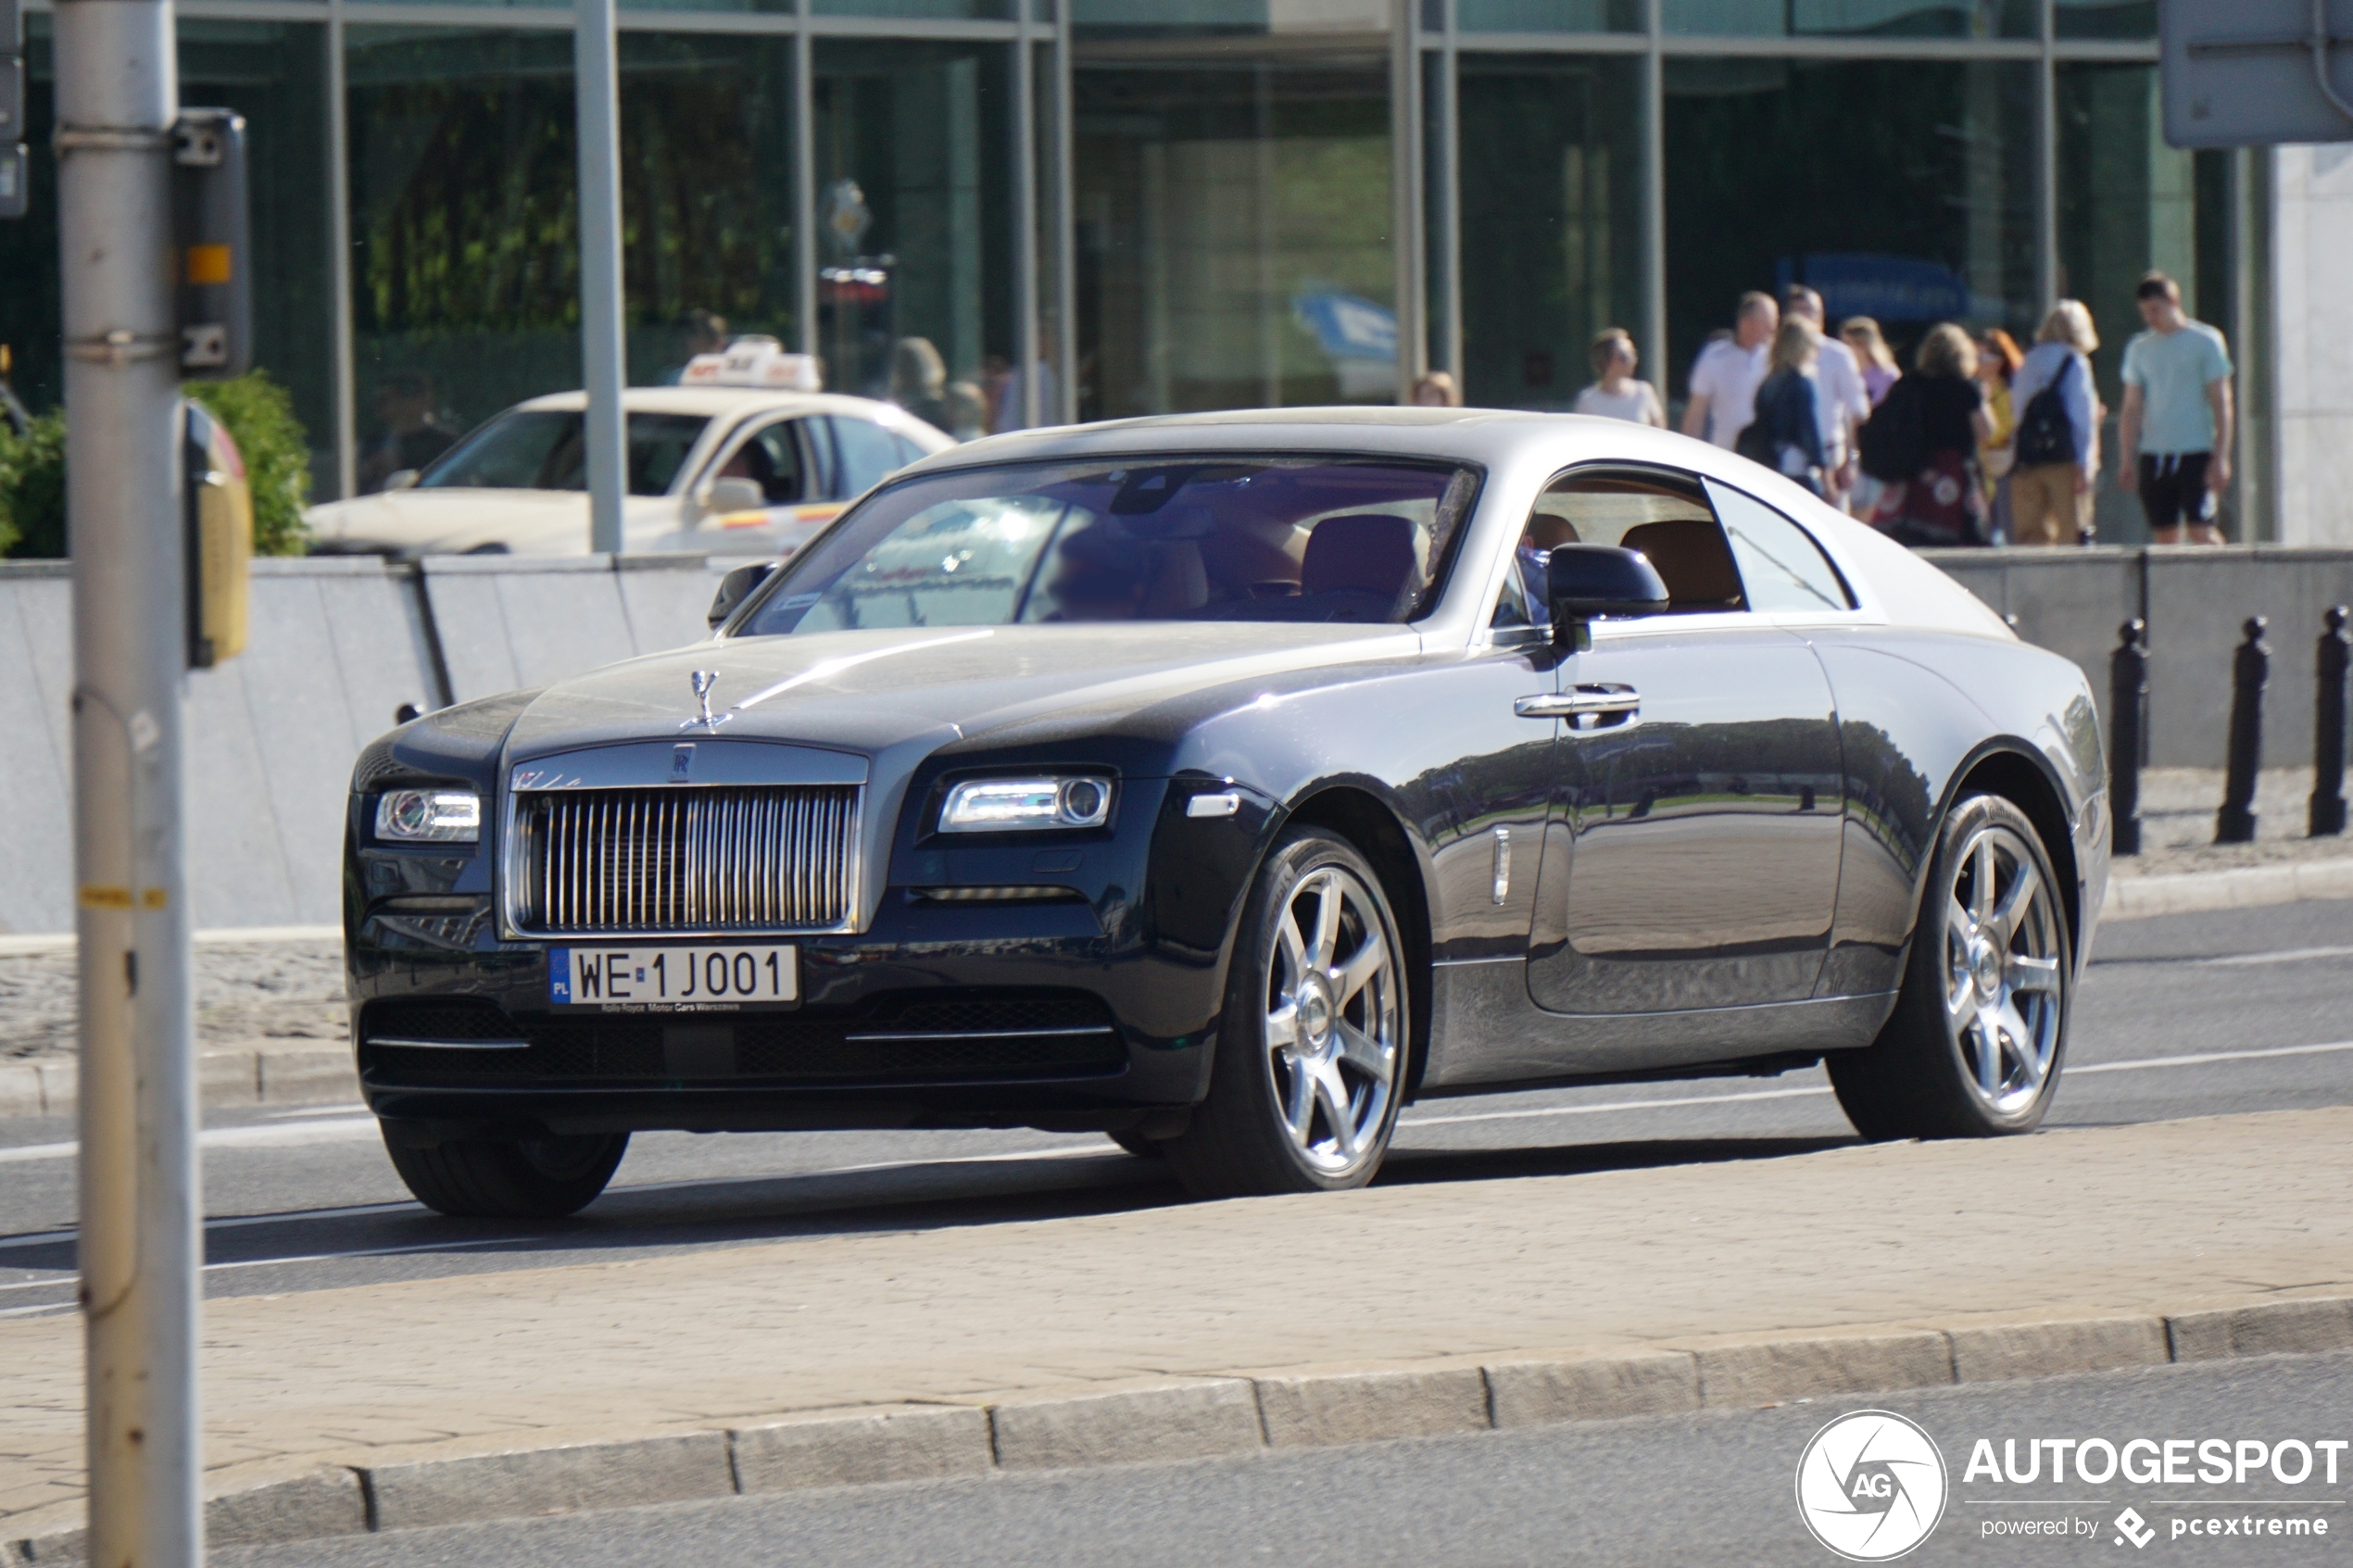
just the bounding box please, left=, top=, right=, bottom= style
left=2007, top=300, right=2103, bottom=546
left=1857, top=322, right=1995, bottom=547
left=1738, top=317, right=1828, bottom=495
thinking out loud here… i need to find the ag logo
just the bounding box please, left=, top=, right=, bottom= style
left=1795, top=1410, right=1947, bottom=1561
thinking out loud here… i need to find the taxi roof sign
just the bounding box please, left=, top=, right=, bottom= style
left=682, top=335, right=823, bottom=392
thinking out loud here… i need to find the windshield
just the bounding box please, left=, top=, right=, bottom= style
left=419, top=410, right=711, bottom=495
left=735, top=456, right=1479, bottom=636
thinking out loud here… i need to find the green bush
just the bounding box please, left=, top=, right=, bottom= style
left=0, top=409, right=67, bottom=558
left=187, top=370, right=312, bottom=557
left=0, top=370, right=312, bottom=558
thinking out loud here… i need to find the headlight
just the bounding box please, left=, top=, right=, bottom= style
left=375, top=788, right=481, bottom=844
left=938, top=775, right=1113, bottom=833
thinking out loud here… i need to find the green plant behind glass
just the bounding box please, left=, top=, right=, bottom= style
left=0, top=369, right=312, bottom=558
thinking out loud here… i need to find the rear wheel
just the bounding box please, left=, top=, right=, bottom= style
left=383, top=1128, right=629, bottom=1219
left=1829, top=794, right=2071, bottom=1140
left=1162, top=828, right=1408, bottom=1199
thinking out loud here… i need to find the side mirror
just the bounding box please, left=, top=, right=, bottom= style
left=1547, top=545, right=1670, bottom=644
left=384, top=469, right=420, bottom=492
left=698, top=476, right=766, bottom=517
left=707, top=560, right=774, bottom=630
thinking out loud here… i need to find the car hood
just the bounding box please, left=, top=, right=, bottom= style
left=306, top=490, right=680, bottom=556
left=503, top=621, right=1425, bottom=769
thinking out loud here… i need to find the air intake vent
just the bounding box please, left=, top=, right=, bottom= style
left=511, top=784, right=859, bottom=935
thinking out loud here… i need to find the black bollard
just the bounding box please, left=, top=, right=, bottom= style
left=2314, top=605, right=2350, bottom=838
left=2216, top=616, right=2270, bottom=845
left=2109, top=619, right=2146, bottom=856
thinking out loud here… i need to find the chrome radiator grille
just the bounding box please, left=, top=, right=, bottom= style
left=512, top=785, right=859, bottom=935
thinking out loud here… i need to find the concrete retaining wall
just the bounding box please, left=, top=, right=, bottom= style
left=1923, top=546, right=2353, bottom=769
left=4, top=546, right=2350, bottom=934
left=0, top=554, right=734, bottom=935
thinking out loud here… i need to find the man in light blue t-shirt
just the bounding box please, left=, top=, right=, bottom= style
left=2118, top=270, right=2233, bottom=545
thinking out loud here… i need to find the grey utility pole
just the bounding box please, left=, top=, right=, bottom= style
left=55, top=0, right=204, bottom=1560
left=575, top=0, right=626, bottom=554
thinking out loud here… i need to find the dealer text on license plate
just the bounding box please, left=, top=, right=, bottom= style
left=548, top=946, right=797, bottom=1010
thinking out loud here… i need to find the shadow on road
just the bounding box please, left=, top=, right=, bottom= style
left=5, top=1133, right=1861, bottom=1296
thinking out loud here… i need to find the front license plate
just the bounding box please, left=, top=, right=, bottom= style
left=548, top=945, right=798, bottom=1011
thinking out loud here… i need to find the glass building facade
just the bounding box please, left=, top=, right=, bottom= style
left=0, top=0, right=2273, bottom=539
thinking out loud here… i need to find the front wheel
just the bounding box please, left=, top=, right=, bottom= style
left=383, top=1128, right=629, bottom=1218
left=1829, top=794, right=2072, bottom=1140
left=1162, top=828, right=1409, bottom=1199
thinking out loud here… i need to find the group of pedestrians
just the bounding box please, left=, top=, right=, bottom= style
left=1573, top=269, right=2235, bottom=548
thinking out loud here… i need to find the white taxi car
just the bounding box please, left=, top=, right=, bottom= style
left=305, top=347, right=953, bottom=559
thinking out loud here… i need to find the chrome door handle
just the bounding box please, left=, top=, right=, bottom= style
left=1514, top=684, right=1641, bottom=723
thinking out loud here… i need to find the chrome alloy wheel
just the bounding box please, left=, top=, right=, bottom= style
left=1943, top=822, right=2064, bottom=1118
left=1263, top=864, right=1401, bottom=1177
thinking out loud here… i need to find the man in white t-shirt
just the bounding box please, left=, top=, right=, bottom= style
left=1782, top=284, right=1870, bottom=505
left=1681, top=293, right=1777, bottom=450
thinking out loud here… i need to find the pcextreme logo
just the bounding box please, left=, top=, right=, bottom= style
left=1795, top=1410, right=1950, bottom=1562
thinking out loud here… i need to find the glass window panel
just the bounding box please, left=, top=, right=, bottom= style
left=827, top=412, right=909, bottom=495
left=0, top=19, right=337, bottom=508
left=2056, top=62, right=2234, bottom=544
left=1664, top=58, right=2038, bottom=425
left=1071, top=0, right=1391, bottom=43
left=816, top=0, right=1014, bottom=20
left=813, top=40, right=1014, bottom=427
left=620, top=35, right=799, bottom=379
left=740, top=457, right=1474, bottom=634
left=1457, top=0, right=1639, bottom=32
left=1662, top=0, right=2033, bottom=38
left=1455, top=53, right=1642, bottom=411
left=1705, top=478, right=1853, bottom=612
left=1073, top=55, right=1396, bottom=418
left=419, top=409, right=709, bottom=494
left=346, top=28, right=580, bottom=494
left=2055, top=0, right=2154, bottom=41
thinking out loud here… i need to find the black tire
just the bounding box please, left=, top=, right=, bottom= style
left=1106, top=1130, right=1165, bottom=1159
left=383, top=1127, right=629, bottom=1219
left=1162, top=827, right=1410, bottom=1199
left=1829, top=794, right=2073, bottom=1141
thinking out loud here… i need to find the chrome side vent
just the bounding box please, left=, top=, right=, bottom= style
left=512, top=784, right=859, bottom=935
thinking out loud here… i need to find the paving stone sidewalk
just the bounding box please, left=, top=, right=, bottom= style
left=4, top=1105, right=2349, bottom=1535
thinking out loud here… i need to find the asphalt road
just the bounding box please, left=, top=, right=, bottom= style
left=207, top=1350, right=2353, bottom=1568
left=4, top=897, right=2350, bottom=1322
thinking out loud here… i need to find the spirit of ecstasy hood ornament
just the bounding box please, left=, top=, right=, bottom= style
left=680, top=669, right=730, bottom=732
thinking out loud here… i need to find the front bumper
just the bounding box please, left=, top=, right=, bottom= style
left=346, top=773, right=1282, bottom=1138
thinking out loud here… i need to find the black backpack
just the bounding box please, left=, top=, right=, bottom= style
left=2013, top=352, right=2079, bottom=468
left=1857, top=375, right=1925, bottom=484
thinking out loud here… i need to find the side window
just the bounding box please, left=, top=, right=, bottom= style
left=827, top=415, right=906, bottom=498
left=1705, top=480, right=1854, bottom=614
left=1519, top=467, right=1746, bottom=615
left=711, top=419, right=808, bottom=505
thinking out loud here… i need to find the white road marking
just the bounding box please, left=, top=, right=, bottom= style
left=2199, top=945, right=2353, bottom=968
left=0, top=1115, right=379, bottom=1166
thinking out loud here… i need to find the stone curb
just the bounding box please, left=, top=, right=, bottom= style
left=9, top=1293, right=2350, bottom=1562
left=2103, top=857, right=2353, bottom=921
left=0, top=1047, right=357, bottom=1121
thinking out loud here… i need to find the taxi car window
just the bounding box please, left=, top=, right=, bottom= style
left=736, top=457, right=1479, bottom=635
left=827, top=415, right=904, bottom=498
left=1703, top=479, right=1855, bottom=614
left=420, top=410, right=707, bottom=497
left=1519, top=469, right=1746, bottom=615
left=714, top=419, right=808, bottom=504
